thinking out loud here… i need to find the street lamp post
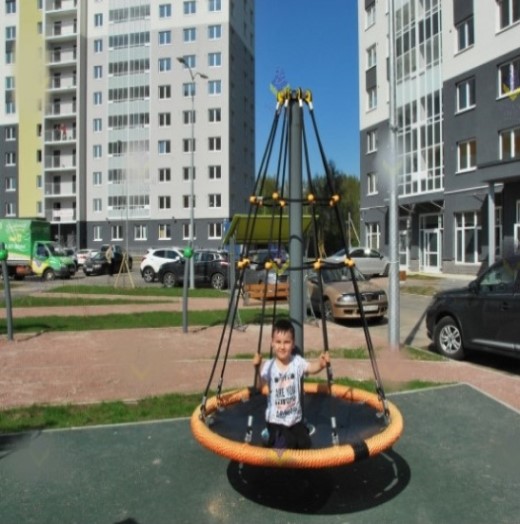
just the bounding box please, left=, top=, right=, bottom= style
left=177, top=57, right=208, bottom=290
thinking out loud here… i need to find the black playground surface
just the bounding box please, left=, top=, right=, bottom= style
left=0, top=384, right=519, bottom=524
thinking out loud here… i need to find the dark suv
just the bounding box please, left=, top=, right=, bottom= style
left=426, top=255, right=520, bottom=360
left=158, top=249, right=229, bottom=290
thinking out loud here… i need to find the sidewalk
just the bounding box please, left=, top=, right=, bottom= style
left=1, top=312, right=519, bottom=412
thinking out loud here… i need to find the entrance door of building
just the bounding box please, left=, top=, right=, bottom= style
left=419, top=214, right=443, bottom=273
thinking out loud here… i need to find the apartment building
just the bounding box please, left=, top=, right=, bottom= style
left=0, top=0, right=255, bottom=253
left=358, top=0, right=520, bottom=275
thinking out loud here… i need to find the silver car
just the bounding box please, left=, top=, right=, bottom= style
left=327, top=247, right=390, bottom=277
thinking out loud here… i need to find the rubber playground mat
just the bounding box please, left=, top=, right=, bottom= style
left=0, top=384, right=518, bottom=524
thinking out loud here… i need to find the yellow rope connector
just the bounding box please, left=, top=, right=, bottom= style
left=272, top=191, right=279, bottom=201
left=279, top=199, right=286, bottom=208
left=237, top=258, right=251, bottom=269
left=313, top=259, right=323, bottom=270
left=345, top=258, right=355, bottom=268
left=304, top=90, right=312, bottom=104
left=249, top=195, right=257, bottom=204
left=307, top=193, right=315, bottom=203
left=329, top=194, right=341, bottom=206
left=264, top=261, right=273, bottom=270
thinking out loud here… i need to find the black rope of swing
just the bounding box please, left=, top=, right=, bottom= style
left=198, top=91, right=389, bottom=422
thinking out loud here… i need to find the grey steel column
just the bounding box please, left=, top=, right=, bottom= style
left=488, top=183, right=496, bottom=266
left=288, top=93, right=304, bottom=353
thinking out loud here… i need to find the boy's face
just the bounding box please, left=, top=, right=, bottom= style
left=272, top=329, right=295, bottom=365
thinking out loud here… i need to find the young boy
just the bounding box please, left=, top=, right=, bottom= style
left=253, top=319, right=329, bottom=450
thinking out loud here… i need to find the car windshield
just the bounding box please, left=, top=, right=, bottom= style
left=320, top=267, right=366, bottom=283
left=47, top=244, right=68, bottom=257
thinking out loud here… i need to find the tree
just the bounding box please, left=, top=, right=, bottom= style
left=305, top=162, right=360, bottom=256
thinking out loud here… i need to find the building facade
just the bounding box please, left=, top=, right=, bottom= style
left=0, top=0, right=255, bottom=254
left=358, top=0, right=520, bottom=275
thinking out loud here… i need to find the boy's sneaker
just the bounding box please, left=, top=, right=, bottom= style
left=306, top=423, right=316, bottom=437
left=260, top=427, right=270, bottom=444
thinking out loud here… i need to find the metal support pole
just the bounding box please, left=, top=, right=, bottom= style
left=388, top=0, right=400, bottom=350
left=189, top=89, right=195, bottom=290
left=288, top=93, right=304, bottom=353
left=488, top=183, right=496, bottom=266
left=0, top=242, right=14, bottom=341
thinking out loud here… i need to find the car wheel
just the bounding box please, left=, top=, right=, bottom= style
left=434, top=316, right=465, bottom=360
left=211, top=272, right=225, bottom=290
left=42, top=268, right=56, bottom=281
left=142, top=266, right=155, bottom=283
left=163, top=272, right=177, bottom=288
left=322, top=299, right=335, bottom=322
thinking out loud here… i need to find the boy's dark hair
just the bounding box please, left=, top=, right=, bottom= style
left=272, top=318, right=295, bottom=339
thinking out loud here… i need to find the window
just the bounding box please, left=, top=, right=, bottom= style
left=93, top=225, right=102, bottom=241
left=93, top=145, right=102, bottom=158
left=5, top=177, right=16, bottom=191
left=159, top=57, right=171, bottom=72
left=6, top=26, right=16, bottom=40
left=5, top=126, right=16, bottom=140
left=159, top=196, right=171, bottom=209
left=93, top=118, right=102, bottom=132
left=183, top=82, right=195, bottom=97
left=367, top=129, right=378, bottom=153
left=455, top=211, right=481, bottom=264
left=183, top=195, right=196, bottom=208
left=365, top=3, right=376, bottom=28
left=181, top=54, right=196, bottom=68
left=5, top=202, right=16, bottom=217
left=499, top=126, right=520, bottom=160
left=183, top=138, right=195, bottom=152
left=93, top=198, right=102, bottom=212
left=365, top=222, right=381, bottom=249
left=456, top=78, right=476, bottom=112
left=94, top=39, right=103, bottom=53
left=208, top=80, right=221, bottom=95
left=183, top=167, right=195, bottom=180
left=183, top=27, right=196, bottom=42
left=456, top=17, right=474, bottom=52
left=457, top=139, right=477, bottom=172
left=209, top=24, right=222, bottom=39
left=499, top=0, right=520, bottom=29
left=158, top=140, right=171, bottom=154
left=209, top=194, right=221, bottom=208
left=209, top=0, right=221, bottom=12
left=159, top=4, right=172, bottom=18
left=5, top=76, right=15, bottom=90
left=367, top=87, right=377, bottom=110
left=499, top=57, right=520, bottom=98
left=94, top=13, right=103, bottom=27
left=182, top=223, right=195, bottom=240
left=6, top=0, right=16, bottom=14
left=159, top=112, right=171, bottom=126
left=366, top=45, right=376, bottom=69
left=208, top=222, right=222, bottom=239
left=111, top=225, right=123, bottom=241
left=134, top=224, right=148, bottom=241
left=209, top=137, right=221, bottom=151
left=159, top=85, right=171, bottom=99
left=208, top=108, right=221, bottom=122
left=208, top=52, right=222, bottom=67
left=183, top=110, right=195, bottom=124
left=367, top=172, right=377, bottom=195
left=93, top=171, right=102, bottom=185
left=159, top=168, right=171, bottom=182
left=209, top=165, right=221, bottom=179
left=159, top=30, right=171, bottom=45
left=93, top=91, right=102, bottom=105
left=5, top=152, right=16, bottom=166
left=184, top=1, right=196, bottom=14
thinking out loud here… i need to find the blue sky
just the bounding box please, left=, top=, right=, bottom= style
left=255, top=0, right=360, bottom=177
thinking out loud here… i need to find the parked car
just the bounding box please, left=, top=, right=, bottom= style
left=140, top=247, right=184, bottom=283
left=82, top=245, right=133, bottom=276
left=241, top=248, right=289, bottom=286
left=158, top=249, right=229, bottom=290
left=327, top=247, right=390, bottom=277
left=426, top=255, right=520, bottom=360
left=307, top=266, right=388, bottom=322
left=76, top=249, right=96, bottom=267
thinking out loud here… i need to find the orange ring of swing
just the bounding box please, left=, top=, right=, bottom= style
left=191, top=382, right=404, bottom=469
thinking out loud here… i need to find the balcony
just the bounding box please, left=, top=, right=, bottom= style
left=44, top=156, right=77, bottom=171
left=45, top=128, right=77, bottom=143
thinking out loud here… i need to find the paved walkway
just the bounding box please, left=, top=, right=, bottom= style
left=1, top=297, right=520, bottom=412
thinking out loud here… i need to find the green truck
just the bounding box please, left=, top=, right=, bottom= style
left=0, top=219, right=76, bottom=280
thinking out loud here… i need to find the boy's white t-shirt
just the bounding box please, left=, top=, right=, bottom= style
left=260, top=354, right=309, bottom=427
